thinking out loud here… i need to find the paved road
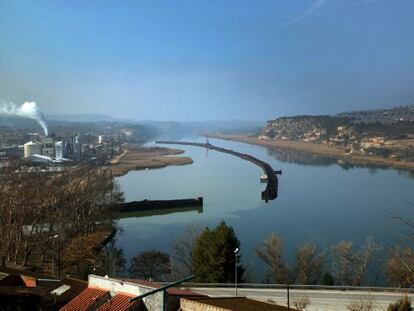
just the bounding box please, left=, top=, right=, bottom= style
left=191, top=287, right=413, bottom=310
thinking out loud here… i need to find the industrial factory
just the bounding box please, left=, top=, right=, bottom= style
left=22, top=134, right=78, bottom=164
left=0, top=102, right=148, bottom=169
left=0, top=132, right=121, bottom=168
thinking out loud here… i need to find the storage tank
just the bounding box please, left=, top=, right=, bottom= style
left=55, top=141, right=63, bottom=160
left=24, top=141, right=42, bottom=158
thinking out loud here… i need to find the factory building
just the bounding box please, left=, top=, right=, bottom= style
left=72, top=135, right=81, bottom=162
left=0, top=146, right=23, bottom=160
left=55, top=141, right=63, bottom=160
left=41, top=137, right=54, bottom=157
left=23, top=141, right=42, bottom=158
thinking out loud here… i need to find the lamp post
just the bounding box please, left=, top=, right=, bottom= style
left=49, top=235, right=59, bottom=277
left=287, top=282, right=290, bottom=311
left=234, top=247, right=239, bottom=297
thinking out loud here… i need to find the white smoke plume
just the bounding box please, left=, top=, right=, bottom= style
left=0, top=101, right=48, bottom=136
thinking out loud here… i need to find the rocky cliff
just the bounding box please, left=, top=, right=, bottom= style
left=259, top=107, right=414, bottom=161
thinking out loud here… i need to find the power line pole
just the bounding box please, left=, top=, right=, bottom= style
left=234, top=247, right=239, bottom=297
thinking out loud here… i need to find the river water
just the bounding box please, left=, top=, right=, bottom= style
left=116, top=137, right=414, bottom=282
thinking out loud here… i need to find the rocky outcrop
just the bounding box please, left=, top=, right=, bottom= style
left=259, top=107, right=414, bottom=161
left=260, top=116, right=352, bottom=145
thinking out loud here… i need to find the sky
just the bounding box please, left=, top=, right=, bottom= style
left=1, top=0, right=414, bottom=121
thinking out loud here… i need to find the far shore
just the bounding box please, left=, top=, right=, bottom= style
left=109, top=144, right=193, bottom=177
left=210, top=134, right=414, bottom=171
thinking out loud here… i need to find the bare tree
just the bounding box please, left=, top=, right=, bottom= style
left=100, top=240, right=126, bottom=278
left=255, top=233, right=289, bottom=283
left=171, top=225, right=201, bottom=278
left=62, top=232, right=104, bottom=278
left=388, top=203, right=414, bottom=242
left=331, top=237, right=379, bottom=286
left=385, top=203, right=414, bottom=287
left=60, top=233, right=125, bottom=279
left=295, top=241, right=325, bottom=285
left=0, top=165, right=51, bottom=266
left=0, top=162, right=123, bottom=277
left=385, top=246, right=414, bottom=287
left=130, top=250, right=171, bottom=281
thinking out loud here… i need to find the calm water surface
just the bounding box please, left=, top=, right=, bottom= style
left=116, top=137, right=414, bottom=281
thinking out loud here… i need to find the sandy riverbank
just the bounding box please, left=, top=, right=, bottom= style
left=211, top=134, right=414, bottom=171
left=110, top=145, right=193, bottom=177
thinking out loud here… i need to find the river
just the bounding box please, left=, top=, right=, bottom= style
left=115, top=136, right=414, bottom=283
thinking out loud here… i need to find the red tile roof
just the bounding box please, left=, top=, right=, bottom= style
left=120, top=278, right=204, bottom=297
left=97, top=293, right=141, bottom=311
left=60, top=287, right=142, bottom=311
left=45, top=278, right=88, bottom=309
left=59, top=287, right=108, bottom=311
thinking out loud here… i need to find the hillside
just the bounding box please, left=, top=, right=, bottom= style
left=259, top=106, right=414, bottom=162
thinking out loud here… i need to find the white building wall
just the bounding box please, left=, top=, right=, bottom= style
left=88, top=275, right=164, bottom=311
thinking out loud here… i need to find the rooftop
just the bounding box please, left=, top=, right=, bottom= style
left=59, top=279, right=143, bottom=311
left=59, top=287, right=109, bottom=311
left=120, top=278, right=204, bottom=297
left=181, top=297, right=298, bottom=311
left=0, top=266, right=87, bottom=310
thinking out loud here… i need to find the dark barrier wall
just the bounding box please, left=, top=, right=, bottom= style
left=118, top=197, right=203, bottom=213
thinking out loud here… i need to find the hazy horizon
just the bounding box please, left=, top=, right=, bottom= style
left=1, top=0, right=414, bottom=121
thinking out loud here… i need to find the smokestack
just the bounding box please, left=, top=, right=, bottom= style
left=0, top=101, right=48, bottom=136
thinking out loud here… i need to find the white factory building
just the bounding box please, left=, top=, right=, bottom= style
left=55, top=141, right=63, bottom=160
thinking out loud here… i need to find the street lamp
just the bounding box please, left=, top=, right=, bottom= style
left=234, top=247, right=239, bottom=297
left=49, top=235, right=59, bottom=277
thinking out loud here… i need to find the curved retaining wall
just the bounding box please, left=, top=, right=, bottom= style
left=156, top=141, right=279, bottom=202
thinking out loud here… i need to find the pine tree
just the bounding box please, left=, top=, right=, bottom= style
left=192, top=221, right=244, bottom=282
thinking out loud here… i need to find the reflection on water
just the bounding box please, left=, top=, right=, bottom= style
left=116, top=137, right=414, bottom=283
left=265, top=147, right=338, bottom=167
left=118, top=205, right=203, bottom=219
left=266, top=146, right=414, bottom=177
left=397, top=169, right=414, bottom=179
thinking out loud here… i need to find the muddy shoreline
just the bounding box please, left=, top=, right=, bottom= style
left=109, top=145, right=193, bottom=177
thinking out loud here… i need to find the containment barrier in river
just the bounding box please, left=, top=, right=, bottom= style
left=156, top=140, right=280, bottom=202
left=117, top=197, right=203, bottom=213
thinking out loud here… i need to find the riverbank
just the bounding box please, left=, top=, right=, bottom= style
left=110, top=144, right=193, bottom=177
left=211, top=134, right=414, bottom=171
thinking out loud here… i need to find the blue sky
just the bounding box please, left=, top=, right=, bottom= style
left=1, top=0, right=414, bottom=121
